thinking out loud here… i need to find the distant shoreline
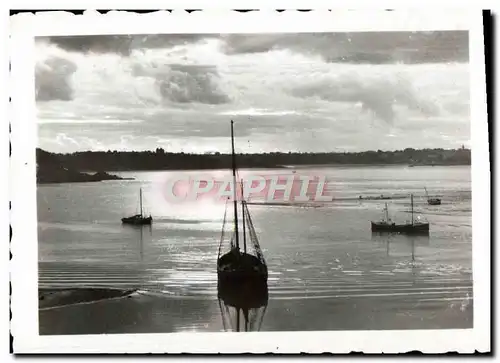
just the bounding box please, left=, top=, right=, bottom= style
left=96, top=163, right=471, bottom=173
left=66, top=163, right=471, bottom=173
left=37, top=170, right=133, bottom=185
left=36, top=147, right=471, bottom=182
left=280, top=163, right=470, bottom=169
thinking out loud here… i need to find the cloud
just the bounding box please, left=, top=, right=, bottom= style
left=35, top=56, right=77, bottom=101
left=38, top=118, right=143, bottom=124
left=43, top=32, right=468, bottom=65
left=221, top=31, right=468, bottom=64
left=54, top=132, right=79, bottom=147
left=45, top=35, right=134, bottom=55
left=289, top=71, right=441, bottom=124
left=219, top=108, right=301, bottom=116
left=132, top=34, right=217, bottom=51
left=35, top=33, right=470, bottom=154
left=34, top=41, right=231, bottom=108
left=132, top=63, right=230, bottom=105
left=44, top=34, right=216, bottom=56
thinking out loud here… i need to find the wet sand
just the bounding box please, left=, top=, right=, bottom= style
left=39, top=288, right=136, bottom=309
left=38, top=286, right=473, bottom=335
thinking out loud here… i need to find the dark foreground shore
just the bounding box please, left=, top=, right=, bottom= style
left=39, top=288, right=135, bottom=309
left=38, top=285, right=473, bottom=335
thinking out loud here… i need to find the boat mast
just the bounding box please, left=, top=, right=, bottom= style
left=411, top=194, right=414, bottom=225
left=241, top=179, right=247, bottom=254
left=244, top=309, right=248, bottom=332
left=230, top=121, right=240, bottom=250
left=139, top=225, right=144, bottom=262
left=411, top=238, right=415, bottom=263
left=140, top=188, right=143, bottom=216
left=236, top=308, right=240, bottom=332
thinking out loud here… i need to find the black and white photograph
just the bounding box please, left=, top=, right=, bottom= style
left=9, top=10, right=490, bottom=354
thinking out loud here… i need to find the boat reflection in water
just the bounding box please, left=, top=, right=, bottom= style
left=217, top=279, right=268, bottom=332
left=371, top=232, right=430, bottom=261
left=137, top=224, right=152, bottom=263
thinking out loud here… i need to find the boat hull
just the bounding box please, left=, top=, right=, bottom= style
left=217, top=250, right=268, bottom=286
left=371, top=221, right=429, bottom=235
left=428, top=198, right=442, bottom=205
left=121, top=216, right=153, bottom=225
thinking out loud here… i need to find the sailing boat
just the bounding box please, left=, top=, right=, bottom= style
left=121, top=188, right=153, bottom=225
left=371, top=194, right=429, bottom=234
left=424, top=187, right=442, bottom=205
left=217, top=121, right=268, bottom=286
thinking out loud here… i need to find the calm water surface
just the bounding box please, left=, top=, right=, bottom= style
left=38, top=166, right=473, bottom=334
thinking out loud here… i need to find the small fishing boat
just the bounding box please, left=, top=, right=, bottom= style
left=121, top=188, right=152, bottom=225
left=371, top=194, right=429, bottom=235
left=217, top=121, right=268, bottom=286
left=424, top=187, right=442, bottom=205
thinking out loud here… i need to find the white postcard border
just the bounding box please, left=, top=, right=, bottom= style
left=9, top=10, right=490, bottom=354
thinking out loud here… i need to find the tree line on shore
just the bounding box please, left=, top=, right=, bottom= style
left=37, top=146, right=471, bottom=172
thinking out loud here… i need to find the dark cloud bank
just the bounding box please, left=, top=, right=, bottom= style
left=43, top=31, right=468, bottom=64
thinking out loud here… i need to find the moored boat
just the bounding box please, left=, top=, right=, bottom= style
left=424, top=187, right=442, bottom=205
left=217, top=121, right=268, bottom=287
left=122, top=188, right=152, bottom=225
left=371, top=194, right=429, bottom=235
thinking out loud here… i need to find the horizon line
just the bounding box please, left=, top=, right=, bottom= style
left=38, top=146, right=470, bottom=155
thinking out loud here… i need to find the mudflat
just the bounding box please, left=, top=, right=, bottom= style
left=39, top=288, right=135, bottom=309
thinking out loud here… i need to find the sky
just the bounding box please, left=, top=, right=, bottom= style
left=35, top=32, right=470, bottom=154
